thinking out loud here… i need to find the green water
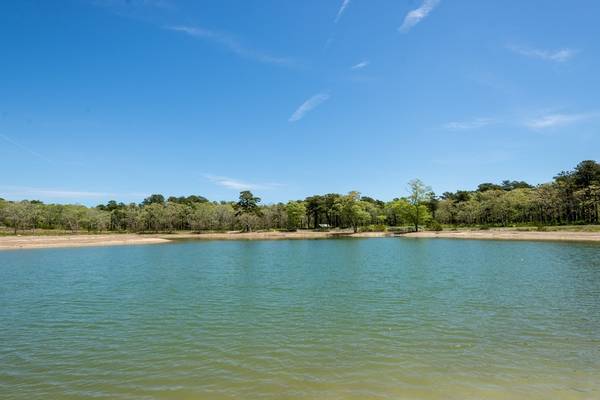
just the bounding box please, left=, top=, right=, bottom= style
left=1, top=238, right=599, bottom=399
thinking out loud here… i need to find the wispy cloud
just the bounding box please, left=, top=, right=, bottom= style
left=351, top=60, right=369, bottom=70
left=334, top=0, right=351, bottom=23
left=443, top=118, right=496, bottom=130
left=166, top=25, right=295, bottom=66
left=508, top=45, right=578, bottom=62
left=0, top=134, right=53, bottom=163
left=525, top=112, right=595, bottom=129
left=288, top=92, right=330, bottom=122
left=204, top=175, right=282, bottom=191
left=399, top=0, right=440, bottom=33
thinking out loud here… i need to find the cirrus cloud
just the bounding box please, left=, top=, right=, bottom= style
left=288, top=92, right=330, bottom=122
left=525, top=112, right=595, bottom=129
left=203, top=174, right=282, bottom=191
left=399, top=0, right=440, bottom=33
left=166, top=25, right=295, bottom=66
left=334, top=0, right=351, bottom=23
left=443, top=118, right=496, bottom=130
left=508, top=45, right=578, bottom=62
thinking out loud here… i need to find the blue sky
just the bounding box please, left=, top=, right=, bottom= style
left=1, top=0, right=599, bottom=205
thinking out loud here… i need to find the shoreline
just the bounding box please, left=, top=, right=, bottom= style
left=0, top=229, right=599, bottom=251
left=403, top=230, right=600, bottom=243
left=0, top=231, right=390, bottom=251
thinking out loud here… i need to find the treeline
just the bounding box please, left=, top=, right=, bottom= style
left=436, top=160, right=600, bottom=226
left=0, top=187, right=430, bottom=234
left=0, top=160, right=598, bottom=234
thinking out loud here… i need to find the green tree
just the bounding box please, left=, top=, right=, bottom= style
left=25, top=201, right=45, bottom=234
left=234, top=191, right=262, bottom=232
left=407, top=179, right=433, bottom=231
left=339, top=191, right=370, bottom=232
left=142, top=203, right=166, bottom=232
left=4, top=202, right=28, bottom=234
left=286, top=201, right=306, bottom=230
left=142, top=194, right=165, bottom=206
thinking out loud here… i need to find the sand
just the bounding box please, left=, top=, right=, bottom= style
left=0, top=234, right=171, bottom=251
left=0, top=231, right=389, bottom=251
left=1, top=229, right=599, bottom=251
left=404, top=230, right=600, bottom=242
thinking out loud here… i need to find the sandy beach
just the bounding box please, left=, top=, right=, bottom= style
left=0, top=231, right=389, bottom=251
left=404, top=230, right=600, bottom=242
left=1, top=229, right=599, bottom=251
left=0, top=234, right=172, bottom=251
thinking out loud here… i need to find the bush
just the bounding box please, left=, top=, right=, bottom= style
left=373, top=224, right=387, bottom=232
left=427, top=220, right=443, bottom=231
left=360, top=224, right=387, bottom=232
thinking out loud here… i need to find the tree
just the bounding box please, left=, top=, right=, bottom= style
left=141, top=194, right=165, bottom=206
left=477, top=183, right=502, bottom=192
left=189, top=203, right=216, bottom=231
left=407, top=179, right=433, bottom=231
left=262, top=203, right=287, bottom=230
left=386, top=199, right=408, bottom=226
left=61, top=205, right=88, bottom=232
left=339, top=191, right=371, bottom=232
left=142, top=203, right=166, bottom=232
left=388, top=198, right=431, bottom=230
left=286, top=201, right=306, bottom=230
left=234, top=191, right=262, bottom=232
left=85, top=208, right=110, bottom=232
left=573, top=160, right=600, bottom=188
left=1, top=159, right=599, bottom=235
left=305, top=195, right=324, bottom=229
left=167, top=195, right=209, bottom=206
left=214, top=203, right=235, bottom=230
left=25, top=202, right=45, bottom=234
left=4, top=202, right=28, bottom=234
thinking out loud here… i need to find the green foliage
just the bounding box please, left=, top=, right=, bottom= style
left=141, top=194, right=165, bottom=206
left=407, top=179, right=433, bottom=231
left=234, top=191, right=262, bottom=232
left=427, top=220, right=443, bottom=231
left=286, top=201, right=306, bottom=230
left=338, top=191, right=371, bottom=233
left=1, top=160, right=598, bottom=235
left=166, top=195, right=209, bottom=206
left=361, top=224, right=387, bottom=232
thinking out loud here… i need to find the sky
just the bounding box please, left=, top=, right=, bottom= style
left=1, top=0, right=599, bottom=205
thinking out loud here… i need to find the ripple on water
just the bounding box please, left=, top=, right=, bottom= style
left=1, top=239, right=599, bottom=399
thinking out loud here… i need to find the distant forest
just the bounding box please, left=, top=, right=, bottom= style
left=1, top=160, right=599, bottom=234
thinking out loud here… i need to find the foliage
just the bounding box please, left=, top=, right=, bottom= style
left=1, top=160, right=598, bottom=235
left=427, top=220, right=443, bottom=231
left=234, top=191, right=262, bottom=232
left=436, top=160, right=600, bottom=226
left=286, top=201, right=306, bottom=230
left=407, top=179, right=433, bottom=231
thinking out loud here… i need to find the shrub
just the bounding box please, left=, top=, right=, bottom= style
left=360, top=224, right=387, bottom=232
left=427, top=220, right=443, bottom=231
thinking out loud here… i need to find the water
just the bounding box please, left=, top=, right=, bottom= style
left=1, top=238, right=599, bottom=399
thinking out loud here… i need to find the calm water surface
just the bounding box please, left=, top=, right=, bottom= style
left=1, top=238, right=599, bottom=399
